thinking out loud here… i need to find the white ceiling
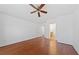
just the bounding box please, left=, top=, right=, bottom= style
left=0, top=4, right=78, bottom=23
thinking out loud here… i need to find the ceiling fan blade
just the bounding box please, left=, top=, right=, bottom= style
left=29, top=4, right=38, bottom=9
left=39, top=4, right=45, bottom=9
left=38, top=12, right=40, bottom=17
left=40, top=10, right=47, bottom=14
left=31, top=10, right=37, bottom=14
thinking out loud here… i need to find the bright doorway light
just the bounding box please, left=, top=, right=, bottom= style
left=49, top=23, right=56, bottom=39
left=41, top=26, right=45, bottom=35
left=49, top=23, right=56, bottom=33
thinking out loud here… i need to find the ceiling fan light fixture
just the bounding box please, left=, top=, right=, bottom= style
left=29, top=4, right=47, bottom=17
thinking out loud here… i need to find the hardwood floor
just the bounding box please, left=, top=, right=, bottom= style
left=0, top=37, right=78, bottom=55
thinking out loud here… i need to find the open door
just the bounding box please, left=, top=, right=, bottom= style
left=49, top=23, right=57, bottom=54
left=49, top=23, right=56, bottom=40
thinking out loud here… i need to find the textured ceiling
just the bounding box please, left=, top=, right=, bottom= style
left=0, top=4, right=77, bottom=24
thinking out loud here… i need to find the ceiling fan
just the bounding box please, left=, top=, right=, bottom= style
left=29, top=4, right=47, bottom=17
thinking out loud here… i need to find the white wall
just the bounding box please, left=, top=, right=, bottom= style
left=42, top=14, right=74, bottom=45
left=0, top=13, right=40, bottom=47
left=72, top=6, right=79, bottom=54
left=56, top=14, right=74, bottom=44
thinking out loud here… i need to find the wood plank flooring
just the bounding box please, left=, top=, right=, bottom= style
left=0, top=37, right=78, bottom=55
